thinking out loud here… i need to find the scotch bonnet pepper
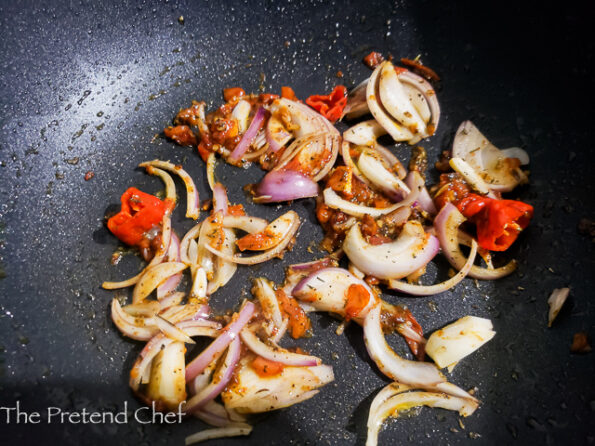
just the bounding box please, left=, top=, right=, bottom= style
left=456, top=193, right=533, bottom=251
left=107, top=187, right=169, bottom=246
left=305, top=85, right=347, bottom=123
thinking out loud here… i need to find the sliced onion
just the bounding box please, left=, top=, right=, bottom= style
left=341, top=141, right=370, bottom=186
left=252, top=278, right=284, bottom=329
left=405, top=174, right=436, bottom=215
left=548, top=287, right=570, bottom=327
left=155, top=315, right=195, bottom=344
left=189, top=267, right=208, bottom=301
left=343, top=120, right=387, bottom=146
left=228, top=107, right=266, bottom=164
left=185, top=423, right=252, bottom=445
left=452, top=121, right=527, bottom=192
left=366, top=64, right=414, bottom=142
left=111, top=298, right=159, bottom=341
left=500, top=146, right=530, bottom=165
left=185, top=300, right=255, bottom=381
left=144, top=165, right=177, bottom=204
left=343, top=78, right=370, bottom=119
left=180, top=223, right=202, bottom=266
left=212, top=183, right=229, bottom=215
left=222, top=215, right=268, bottom=234
left=221, top=358, right=334, bottom=413
left=123, top=300, right=160, bottom=317
left=292, top=267, right=378, bottom=323
left=159, top=291, right=185, bottom=309
left=205, top=211, right=300, bottom=265
left=184, top=337, right=241, bottom=413
left=157, top=232, right=182, bottom=299
left=343, top=221, right=439, bottom=280
left=207, top=228, right=237, bottom=295
left=206, top=152, right=216, bottom=191
left=399, top=70, right=440, bottom=135
left=434, top=203, right=517, bottom=279
left=357, top=148, right=410, bottom=201
left=388, top=238, right=477, bottom=295
left=266, top=113, right=292, bottom=152
left=378, top=61, right=427, bottom=137
left=231, top=100, right=251, bottom=133
left=240, top=327, right=320, bottom=366
left=139, top=160, right=200, bottom=219
left=132, top=262, right=188, bottom=304
left=449, top=157, right=490, bottom=195
left=130, top=320, right=220, bottom=392
left=364, top=304, right=475, bottom=400
left=366, top=383, right=478, bottom=446
left=373, top=144, right=407, bottom=180
left=254, top=169, right=319, bottom=203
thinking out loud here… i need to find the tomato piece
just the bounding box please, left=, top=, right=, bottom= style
left=276, top=289, right=311, bottom=339
left=281, top=86, right=298, bottom=101
left=107, top=188, right=168, bottom=246
left=251, top=356, right=284, bottom=377
left=223, top=87, right=245, bottom=102
left=344, top=284, right=370, bottom=321
left=363, top=51, right=385, bottom=69
left=164, top=125, right=197, bottom=147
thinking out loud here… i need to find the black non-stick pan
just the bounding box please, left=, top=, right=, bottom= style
left=1, top=1, right=593, bottom=444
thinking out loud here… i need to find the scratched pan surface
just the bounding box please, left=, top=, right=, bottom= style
left=0, top=0, right=593, bottom=444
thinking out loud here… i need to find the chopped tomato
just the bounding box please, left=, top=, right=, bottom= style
left=457, top=194, right=533, bottom=251
left=226, top=204, right=246, bottom=216
left=327, top=166, right=353, bottom=199
left=257, top=93, right=279, bottom=105
left=276, top=289, right=311, bottom=339
left=400, top=58, right=440, bottom=81
left=363, top=51, right=385, bottom=69
left=344, top=284, right=370, bottom=321
left=361, top=214, right=378, bottom=237
left=223, top=87, right=245, bottom=102
left=107, top=188, right=168, bottom=246
left=305, top=85, right=347, bottom=122
left=281, top=86, right=299, bottom=101
left=164, top=125, right=197, bottom=147
left=251, top=356, right=284, bottom=377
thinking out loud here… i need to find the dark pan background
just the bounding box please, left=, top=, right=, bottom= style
left=0, top=1, right=593, bottom=445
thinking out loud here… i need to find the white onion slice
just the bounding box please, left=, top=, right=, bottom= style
left=378, top=61, right=427, bottom=137
left=206, top=211, right=300, bottom=265
left=144, top=165, right=177, bottom=204
left=425, top=316, right=496, bottom=370
left=388, top=238, right=477, bottom=296
left=366, top=383, right=478, bottom=446
left=343, top=221, right=439, bottom=280
left=206, top=152, right=216, bottom=191
left=180, top=223, right=202, bottom=266
left=222, top=215, right=268, bottom=234
left=111, top=298, right=159, bottom=341
left=185, top=423, right=253, bottom=445
left=130, top=320, right=220, bottom=392
left=292, top=267, right=378, bottom=324
left=159, top=291, right=185, bottom=309
left=222, top=358, right=334, bottom=413
left=452, top=121, right=528, bottom=192
left=364, top=304, right=475, bottom=401
left=449, top=157, right=490, bottom=195
left=231, top=100, right=251, bottom=133
left=139, top=160, right=200, bottom=219
left=123, top=300, right=160, bottom=317
left=253, top=278, right=284, bottom=329
left=240, top=327, right=320, bottom=366
left=366, top=63, right=414, bottom=142
left=548, top=287, right=570, bottom=327
left=343, top=120, right=387, bottom=146
left=343, top=78, right=370, bottom=119
left=146, top=341, right=187, bottom=411
left=132, top=262, right=188, bottom=304
left=207, top=228, right=237, bottom=295
left=236, top=211, right=298, bottom=252
left=155, top=315, right=195, bottom=344
left=189, top=267, right=208, bottom=301
left=357, top=148, right=410, bottom=201
left=398, top=70, right=440, bottom=135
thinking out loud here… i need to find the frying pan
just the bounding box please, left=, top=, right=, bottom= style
left=1, top=0, right=593, bottom=444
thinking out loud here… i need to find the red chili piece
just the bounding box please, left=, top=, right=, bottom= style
left=107, top=187, right=168, bottom=246
left=305, top=85, right=347, bottom=123
left=457, top=193, right=533, bottom=251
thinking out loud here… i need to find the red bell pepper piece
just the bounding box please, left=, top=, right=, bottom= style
left=107, top=188, right=168, bottom=246
left=305, top=85, right=347, bottom=123
left=457, top=193, right=533, bottom=251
